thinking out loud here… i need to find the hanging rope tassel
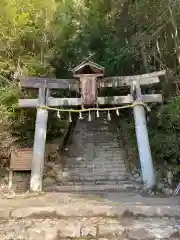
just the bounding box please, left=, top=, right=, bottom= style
left=69, top=111, right=72, bottom=122
left=116, top=108, right=120, bottom=116
left=88, top=111, right=92, bottom=122
left=96, top=109, right=100, bottom=118
left=57, top=111, right=61, bottom=119
left=79, top=112, right=83, bottom=120
left=96, top=103, right=100, bottom=118
left=79, top=104, right=84, bottom=120
left=107, top=110, right=111, bottom=121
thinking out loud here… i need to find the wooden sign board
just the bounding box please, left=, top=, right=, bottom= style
left=10, top=148, right=33, bottom=171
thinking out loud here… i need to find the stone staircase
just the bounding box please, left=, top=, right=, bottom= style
left=48, top=112, right=141, bottom=192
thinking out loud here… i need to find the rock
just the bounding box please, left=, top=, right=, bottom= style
left=156, top=182, right=174, bottom=196
left=55, top=172, right=63, bottom=182
left=81, top=224, right=97, bottom=237
left=0, top=219, right=60, bottom=240
left=135, top=176, right=142, bottom=182
left=126, top=218, right=180, bottom=239
left=99, top=223, right=124, bottom=237
left=166, top=170, right=173, bottom=186
left=64, top=147, right=68, bottom=151
left=43, top=177, right=56, bottom=186
left=43, top=166, right=51, bottom=176
left=0, top=208, right=10, bottom=218
left=76, top=157, right=83, bottom=161
left=26, top=223, right=59, bottom=240
left=131, top=164, right=140, bottom=177
left=45, top=161, right=55, bottom=168
left=144, top=190, right=155, bottom=196
left=140, top=188, right=155, bottom=197
left=53, top=164, right=62, bottom=172
left=157, top=182, right=164, bottom=190
left=46, top=164, right=63, bottom=182
left=0, top=176, right=8, bottom=185
left=163, top=187, right=173, bottom=196
left=134, top=173, right=140, bottom=178
left=47, top=169, right=57, bottom=178
left=127, top=228, right=151, bottom=240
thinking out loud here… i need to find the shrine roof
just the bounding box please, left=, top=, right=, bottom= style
left=72, top=60, right=105, bottom=75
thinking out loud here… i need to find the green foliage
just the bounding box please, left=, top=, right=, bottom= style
left=158, top=97, right=180, bottom=130
left=153, top=97, right=180, bottom=165
left=0, top=76, right=19, bottom=121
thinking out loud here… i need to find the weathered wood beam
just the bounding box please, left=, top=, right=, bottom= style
left=101, top=76, right=160, bottom=87
left=104, top=70, right=165, bottom=83
left=19, top=70, right=165, bottom=89
left=142, top=94, right=162, bottom=103
left=20, top=76, right=160, bottom=89
left=18, top=94, right=162, bottom=108
left=20, top=76, right=77, bottom=90
left=19, top=99, right=39, bottom=107
left=102, top=70, right=166, bottom=87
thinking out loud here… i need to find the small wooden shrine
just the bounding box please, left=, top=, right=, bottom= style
left=72, top=60, right=105, bottom=105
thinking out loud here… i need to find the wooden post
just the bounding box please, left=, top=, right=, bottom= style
left=131, top=80, right=156, bottom=189
left=8, top=171, right=13, bottom=189
left=30, top=83, right=49, bottom=192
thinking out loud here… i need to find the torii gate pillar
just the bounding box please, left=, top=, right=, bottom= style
left=30, top=86, right=49, bottom=192
left=132, top=80, right=156, bottom=190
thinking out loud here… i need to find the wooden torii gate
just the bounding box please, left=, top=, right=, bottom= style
left=18, top=61, right=165, bottom=192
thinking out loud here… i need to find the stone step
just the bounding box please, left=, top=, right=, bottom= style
left=65, top=163, right=126, bottom=168
left=63, top=169, right=126, bottom=177
left=66, top=157, right=124, bottom=166
left=61, top=175, right=129, bottom=181
left=44, top=183, right=141, bottom=192
left=60, top=179, right=137, bottom=184
left=63, top=166, right=126, bottom=174
left=65, top=159, right=125, bottom=163
left=64, top=164, right=127, bottom=170
left=56, top=180, right=135, bottom=186
left=1, top=216, right=179, bottom=239
left=64, top=165, right=126, bottom=170
left=2, top=192, right=180, bottom=218
left=67, top=149, right=124, bottom=153
left=64, top=163, right=126, bottom=168
left=61, top=174, right=128, bottom=180
left=61, top=172, right=128, bottom=178
left=71, top=135, right=117, bottom=139
left=67, top=148, right=124, bottom=153
left=67, top=148, right=119, bottom=152
left=62, top=170, right=125, bottom=175
left=65, top=158, right=126, bottom=163
left=65, top=155, right=125, bottom=160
